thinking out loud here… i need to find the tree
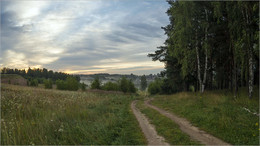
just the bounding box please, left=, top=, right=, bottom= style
left=91, top=76, right=101, bottom=89
left=148, top=78, right=163, bottom=95
left=30, top=79, right=38, bottom=87
left=44, top=79, right=53, bottom=89
left=140, top=75, right=147, bottom=91
left=119, top=76, right=128, bottom=93
left=65, top=77, right=79, bottom=91
left=80, top=82, right=87, bottom=91
left=102, top=81, right=119, bottom=91
left=149, top=1, right=259, bottom=98
left=127, top=79, right=136, bottom=93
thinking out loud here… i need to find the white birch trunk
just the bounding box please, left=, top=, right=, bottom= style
left=245, top=8, right=254, bottom=99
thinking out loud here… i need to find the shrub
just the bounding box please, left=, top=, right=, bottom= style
left=56, top=77, right=79, bottom=91
left=65, top=77, right=79, bottom=91
left=56, top=80, right=66, bottom=90
left=119, top=77, right=137, bottom=93
left=44, top=79, right=53, bottom=89
left=148, top=79, right=162, bottom=95
left=189, top=85, right=195, bottom=92
left=102, top=82, right=119, bottom=91
left=36, top=78, right=45, bottom=84
left=127, top=80, right=136, bottom=93
left=80, top=82, right=87, bottom=91
left=30, top=79, right=38, bottom=87
left=91, top=77, right=101, bottom=89
left=119, top=77, right=128, bottom=93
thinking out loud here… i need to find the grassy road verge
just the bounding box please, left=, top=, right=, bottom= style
left=151, top=88, right=259, bottom=145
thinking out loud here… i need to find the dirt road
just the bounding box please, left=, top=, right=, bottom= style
left=145, top=99, right=231, bottom=145
left=131, top=100, right=169, bottom=145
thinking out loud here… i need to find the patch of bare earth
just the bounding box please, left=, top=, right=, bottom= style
left=145, top=99, right=230, bottom=145
left=131, top=100, right=169, bottom=146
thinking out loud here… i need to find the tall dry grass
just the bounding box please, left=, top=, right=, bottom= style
left=1, top=84, right=146, bottom=145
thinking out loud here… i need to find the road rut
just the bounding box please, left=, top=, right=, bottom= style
left=131, top=100, right=169, bottom=145
left=145, top=99, right=231, bottom=145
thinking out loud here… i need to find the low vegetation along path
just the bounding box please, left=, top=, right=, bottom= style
left=145, top=99, right=231, bottom=145
left=131, top=100, right=169, bottom=145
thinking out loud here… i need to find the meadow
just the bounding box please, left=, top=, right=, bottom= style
left=1, top=84, right=146, bottom=145
left=150, top=87, right=259, bottom=145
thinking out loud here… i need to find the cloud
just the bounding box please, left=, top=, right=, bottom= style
left=1, top=0, right=169, bottom=75
left=3, top=50, right=29, bottom=69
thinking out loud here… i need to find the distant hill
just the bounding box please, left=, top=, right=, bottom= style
left=1, top=74, right=27, bottom=86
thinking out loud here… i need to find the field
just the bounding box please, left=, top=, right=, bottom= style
left=1, top=84, right=146, bottom=145
left=1, top=82, right=259, bottom=145
left=150, top=87, right=259, bottom=145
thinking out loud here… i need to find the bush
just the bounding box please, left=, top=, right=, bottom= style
left=65, top=77, right=79, bottom=91
left=80, top=82, right=87, bottom=91
left=30, top=79, right=38, bottom=87
left=44, top=79, right=53, bottom=89
left=119, top=77, right=137, bottom=93
left=189, top=85, right=195, bottom=92
left=56, top=80, right=66, bottom=90
left=119, top=77, right=128, bottom=93
left=127, top=80, right=136, bottom=93
left=148, top=79, right=162, bottom=95
left=102, top=82, right=119, bottom=91
left=36, top=78, right=45, bottom=84
left=56, top=77, right=79, bottom=91
left=91, top=77, right=101, bottom=89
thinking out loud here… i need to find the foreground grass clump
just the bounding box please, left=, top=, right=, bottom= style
left=136, top=100, right=199, bottom=145
left=151, top=87, right=259, bottom=145
left=1, top=84, right=146, bottom=145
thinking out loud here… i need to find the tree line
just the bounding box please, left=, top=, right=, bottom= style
left=90, top=76, right=137, bottom=93
left=149, top=1, right=259, bottom=98
left=1, top=67, right=80, bottom=82
left=1, top=67, right=83, bottom=91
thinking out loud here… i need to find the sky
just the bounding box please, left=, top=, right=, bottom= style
left=1, top=0, right=169, bottom=75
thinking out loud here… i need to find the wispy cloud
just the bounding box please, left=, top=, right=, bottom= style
left=1, top=0, right=169, bottom=75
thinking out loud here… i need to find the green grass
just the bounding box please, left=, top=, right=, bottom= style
left=136, top=100, right=200, bottom=145
left=1, top=84, right=146, bottom=145
left=151, top=87, right=259, bottom=145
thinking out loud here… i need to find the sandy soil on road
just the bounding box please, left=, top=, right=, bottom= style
left=131, top=100, right=169, bottom=146
left=145, top=99, right=231, bottom=145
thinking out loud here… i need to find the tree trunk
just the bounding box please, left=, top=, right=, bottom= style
left=195, top=31, right=202, bottom=93
left=248, top=47, right=254, bottom=99
left=202, top=47, right=207, bottom=93
left=244, top=7, right=254, bottom=99
left=233, top=62, right=238, bottom=98
left=201, top=8, right=208, bottom=93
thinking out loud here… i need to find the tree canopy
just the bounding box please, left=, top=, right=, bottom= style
left=149, top=1, right=259, bottom=98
